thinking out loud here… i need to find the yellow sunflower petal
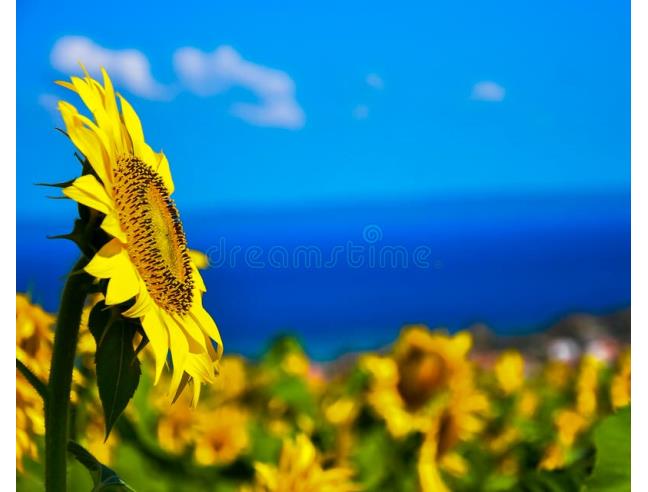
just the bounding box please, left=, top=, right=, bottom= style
left=189, top=250, right=210, bottom=272
left=190, top=303, right=223, bottom=359
left=118, top=95, right=145, bottom=155
left=63, top=174, right=112, bottom=215
left=121, top=280, right=154, bottom=318
left=161, top=311, right=189, bottom=398
left=155, top=153, right=175, bottom=194
left=174, top=311, right=207, bottom=351
left=105, top=260, right=140, bottom=306
left=85, top=238, right=128, bottom=279
left=101, top=212, right=128, bottom=243
left=141, top=309, right=170, bottom=384
left=59, top=102, right=110, bottom=185
left=71, top=76, right=102, bottom=114
left=55, top=80, right=77, bottom=92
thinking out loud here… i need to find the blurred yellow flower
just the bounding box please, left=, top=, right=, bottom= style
left=516, top=389, right=539, bottom=419
left=610, top=349, right=630, bottom=409
left=576, top=355, right=601, bottom=419
left=282, top=352, right=310, bottom=378
left=555, top=409, right=587, bottom=447
left=439, top=451, right=468, bottom=477
left=82, top=403, right=119, bottom=465
left=394, top=327, right=473, bottom=410
left=489, top=427, right=520, bottom=454
left=16, top=372, right=44, bottom=472
left=194, top=405, right=250, bottom=466
left=544, top=361, right=573, bottom=391
left=539, top=442, right=566, bottom=470
left=362, top=328, right=479, bottom=439
left=435, top=387, right=490, bottom=457
left=324, top=397, right=358, bottom=427
left=417, top=419, right=450, bottom=492
left=156, top=392, right=197, bottom=455
left=494, top=350, right=525, bottom=395
left=16, top=295, right=53, bottom=472
left=213, top=355, right=248, bottom=401
left=57, top=69, right=222, bottom=404
left=16, top=294, right=54, bottom=378
left=249, top=434, right=358, bottom=492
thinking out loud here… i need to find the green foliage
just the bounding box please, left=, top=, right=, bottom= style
left=89, top=302, right=141, bottom=438
left=68, top=441, right=134, bottom=491
left=586, top=406, right=630, bottom=492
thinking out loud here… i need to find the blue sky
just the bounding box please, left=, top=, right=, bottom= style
left=17, top=0, right=629, bottom=219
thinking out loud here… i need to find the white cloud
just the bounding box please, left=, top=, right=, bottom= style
left=366, top=73, right=384, bottom=90
left=50, top=36, right=169, bottom=100
left=352, top=104, right=369, bottom=120
left=471, top=81, right=505, bottom=102
left=38, top=93, right=62, bottom=123
left=173, top=45, right=305, bottom=129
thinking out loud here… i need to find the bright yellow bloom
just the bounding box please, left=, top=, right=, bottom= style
left=16, top=294, right=54, bottom=378
left=249, top=434, right=358, bottom=492
left=489, top=427, right=520, bottom=454
left=156, top=391, right=197, bottom=455
left=56, top=69, right=222, bottom=403
left=555, top=409, right=587, bottom=447
left=282, top=352, right=310, bottom=378
left=213, top=355, right=248, bottom=401
left=544, top=361, right=573, bottom=391
left=576, top=355, right=601, bottom=419
left=439, top=452, right=468, bottom=477
left=417, top=418, right=450, bottom=492
left=362, top=327, right=481, bottom=439
left=194, top=405, right=250, bottom=466
left=393, top=326, right=473, bottom=409
left=435, top=387, right=490, bottom=457
left=539, top=442, right=566, bottom=470
left=417, top=384, right=489, bottom=490
left=539, top=407, right=588, bottom=470
left=82, top=402, right=119, bottom=465
left=16, top=295, right=53, bottom=471
left=610, top=349, right=630, bottom=409
left=517, top=389, right=539, bottom=418
left=494, top=350, right=525, bottom=395
left=324, top=397, right=359, bottom=427
left=16, top=372, right=44, bottom=472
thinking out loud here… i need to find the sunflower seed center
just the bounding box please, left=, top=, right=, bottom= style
left=113, top=155, right=193, bottom=314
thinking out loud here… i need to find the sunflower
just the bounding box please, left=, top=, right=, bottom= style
left=16, top=295, right=54, bottom=472
left=610, top=349, right=630, bottom=409
left=16, top=373, right=44, bottom=472
left=575, top=355, right=601, bottom=419
left=247, top=434, right=359, bottom=492
left=56, top=69, right=222, bottom=403
left=16, top=294, right=55, bottom=378
left=494, top=350, right=525, bottom=395
left=362, top=327, right=478, bottom=438
left=193, top=405, right=250, bottom=466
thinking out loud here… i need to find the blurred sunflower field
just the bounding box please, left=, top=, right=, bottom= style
left=17, top=293, right=630, bottom=492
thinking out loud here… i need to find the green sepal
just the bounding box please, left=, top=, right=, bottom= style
left=88, top=301, right=142, bottom=439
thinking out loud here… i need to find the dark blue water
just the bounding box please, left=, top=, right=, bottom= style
left=17, top=192, right=630, bottom=359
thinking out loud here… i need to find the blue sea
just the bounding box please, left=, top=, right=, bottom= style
left=17, top=192, right=630, bottom=360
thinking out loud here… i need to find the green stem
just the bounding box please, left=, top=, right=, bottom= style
left=45, top=257, right=91, bottom=492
